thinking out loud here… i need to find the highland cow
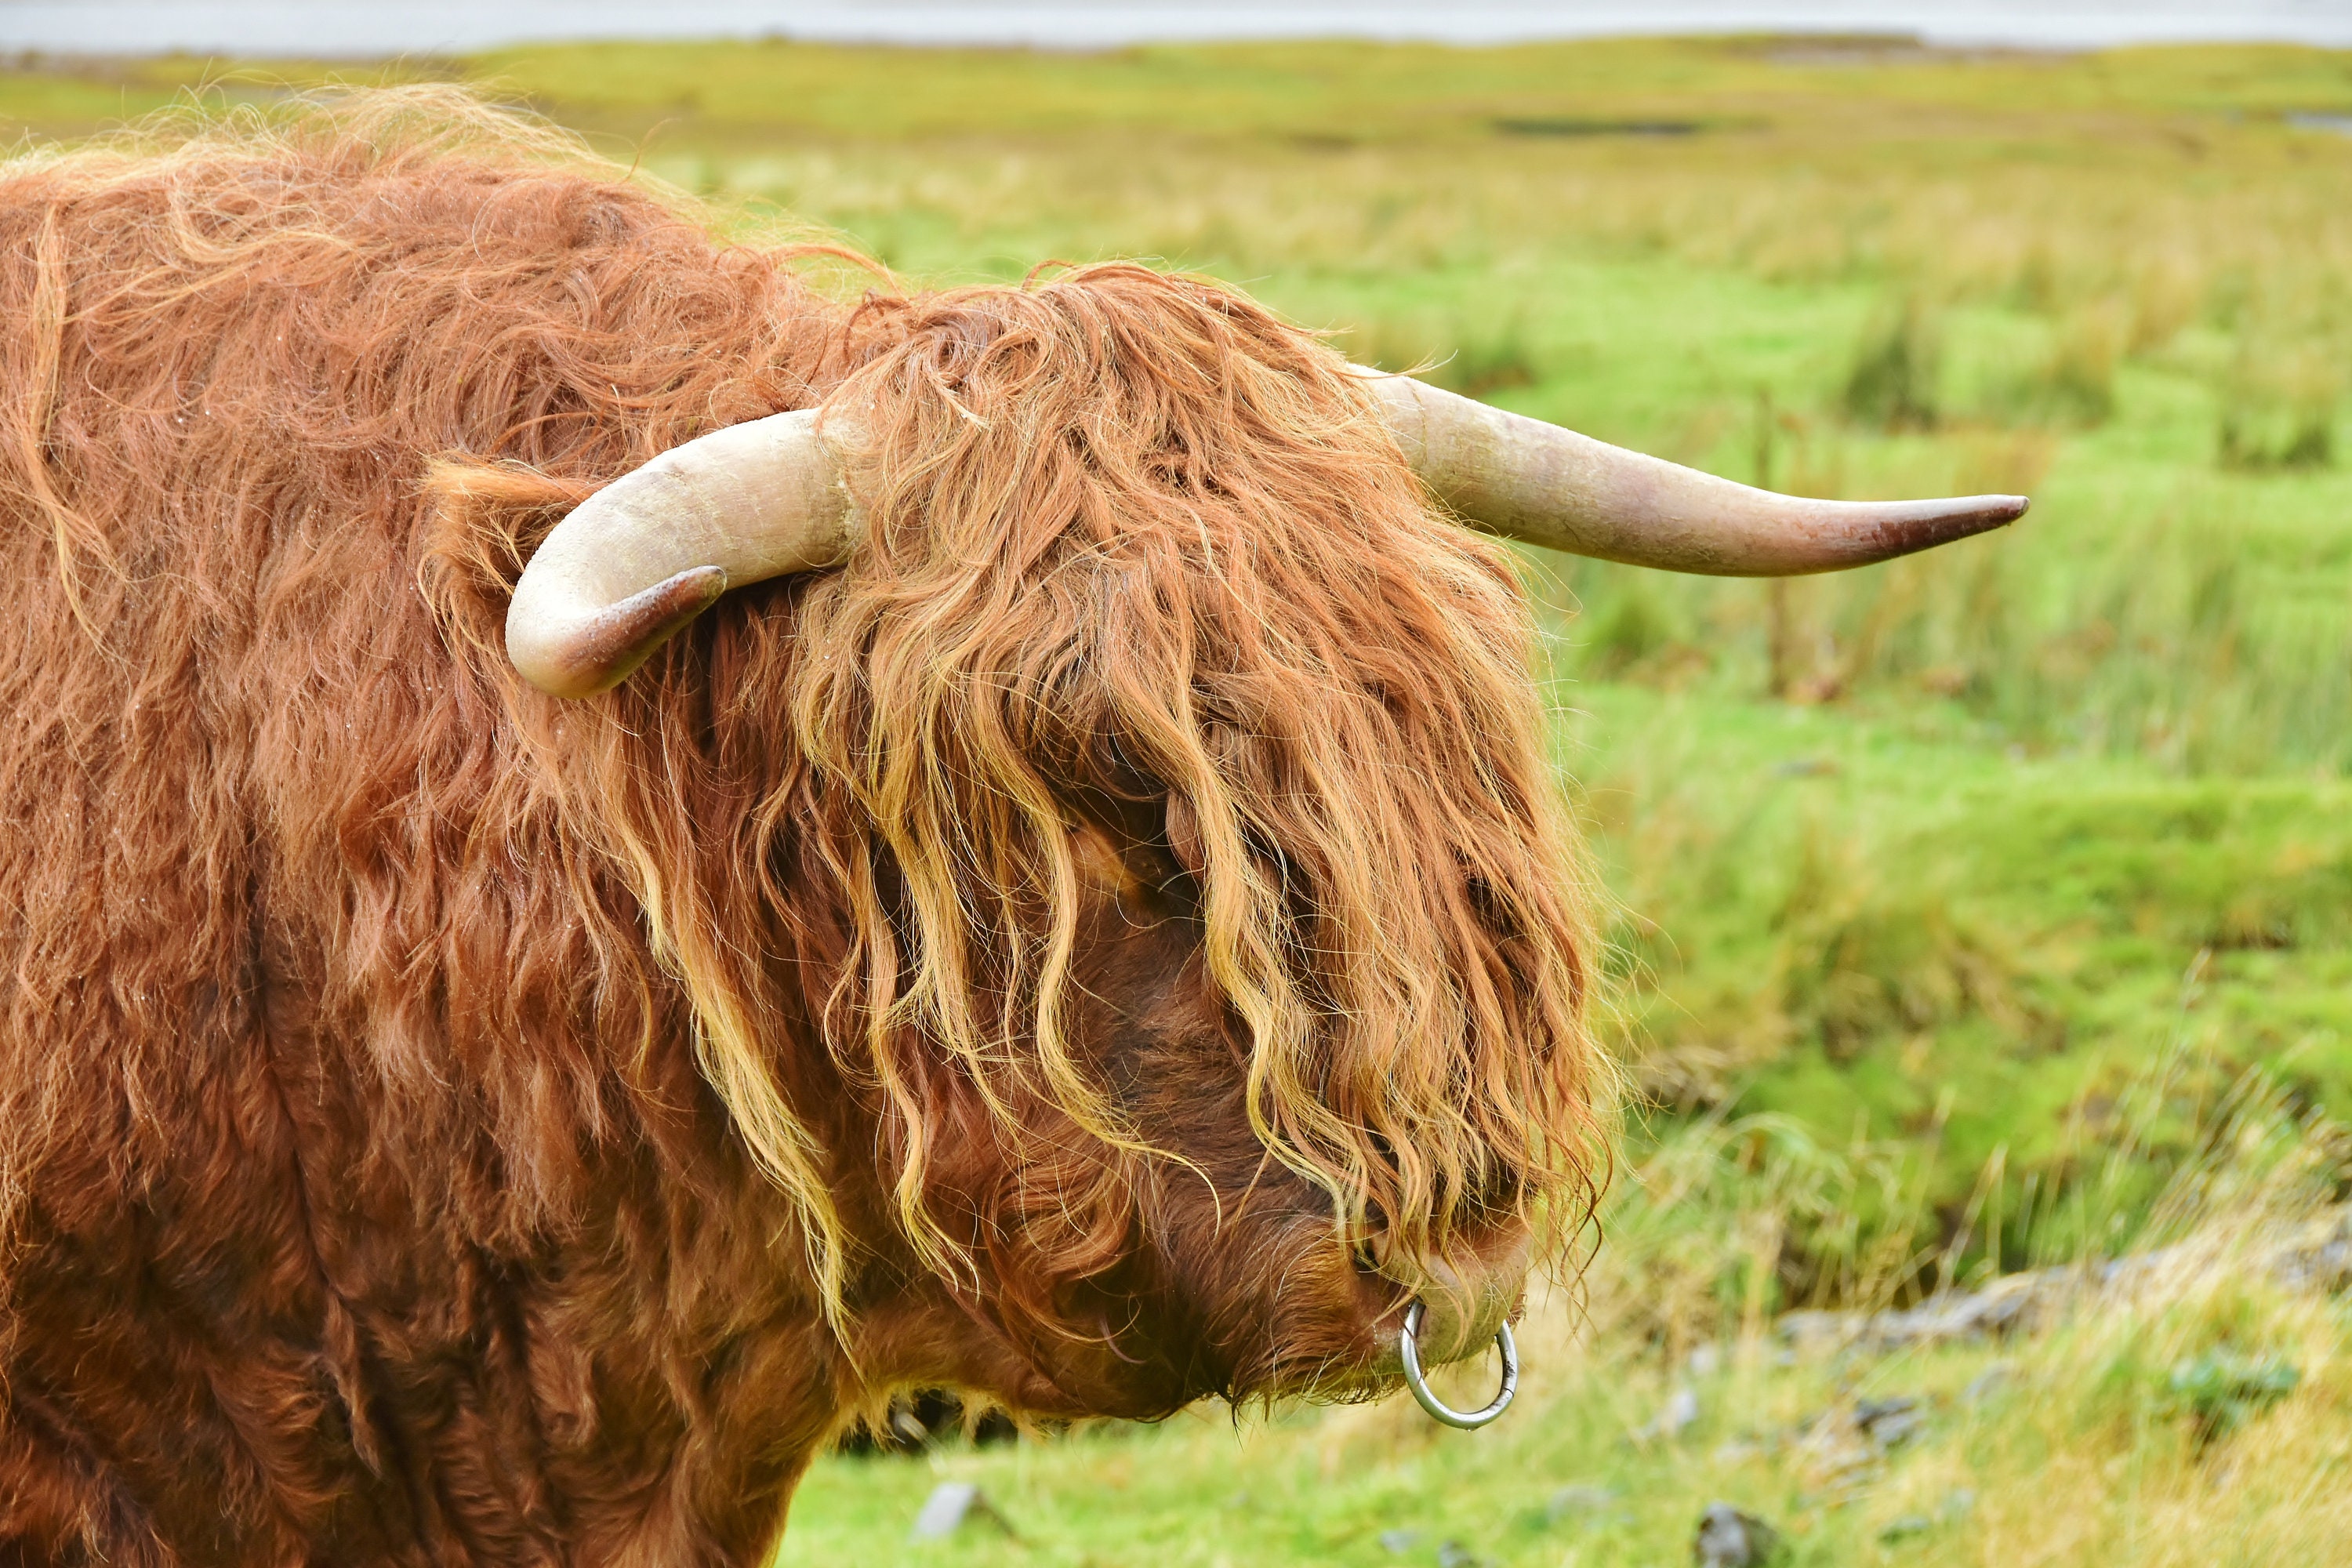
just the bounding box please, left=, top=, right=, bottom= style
left=0, top=90, right=2019, bottom=1565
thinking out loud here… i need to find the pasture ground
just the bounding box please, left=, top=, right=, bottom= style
left=5, top=35, right=2351, bottom=1564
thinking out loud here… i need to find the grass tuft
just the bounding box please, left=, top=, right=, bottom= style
left=2217, top=337, right=2340, bottom=471
left=1841, top=297, right=1944, bottom=432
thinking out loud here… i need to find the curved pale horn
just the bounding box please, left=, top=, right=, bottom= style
left=506, top=409, right=855, bottom=699
left=507, top=374, right=2024, bottom=699
left=1362, top=372, right=2026, bottom=573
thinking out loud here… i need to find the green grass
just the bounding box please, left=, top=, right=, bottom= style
left=778, top=1073, right=2352, bottom=1566
left=5, top=34, right=2350, bottom=1563
left=780, top=1279, right=2352, bottom=1568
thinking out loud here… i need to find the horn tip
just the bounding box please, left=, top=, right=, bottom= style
left=1944, top=494, right=2031, bottom=530
left=512, top=564, right=729, bottom=699
left=1875, top=494, right=2028, bottom=562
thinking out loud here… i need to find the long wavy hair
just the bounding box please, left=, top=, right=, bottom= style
left=1, top=86, right=1607, bottom=1340
left=789, top=270, right=1610, bottom=1295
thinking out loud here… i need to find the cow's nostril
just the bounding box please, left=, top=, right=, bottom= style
left=1398, top=1300, right=1519, bottom=1430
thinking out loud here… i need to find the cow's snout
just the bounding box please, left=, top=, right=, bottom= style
left=1366, top=1222, right=1533, bottom=1371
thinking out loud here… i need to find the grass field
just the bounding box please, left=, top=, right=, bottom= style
left=5, top=34, right=2351, bottom=1564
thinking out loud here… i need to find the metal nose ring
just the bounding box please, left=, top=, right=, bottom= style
left=1399, top=1299, right=1519, bottom=1429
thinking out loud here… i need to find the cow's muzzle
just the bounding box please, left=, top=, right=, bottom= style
left=1368, top=1228, right=1530, bottom=1428
left=1399, top=1300, right=1519, bottom=1429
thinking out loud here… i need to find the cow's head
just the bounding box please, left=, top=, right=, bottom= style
left=496, top=266, right=2021, bottom=1424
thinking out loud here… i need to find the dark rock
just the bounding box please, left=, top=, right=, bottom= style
left=1854, top=1395, right=1926, bottom=1450
left=1693, top=1502, right=1784, bottom=1567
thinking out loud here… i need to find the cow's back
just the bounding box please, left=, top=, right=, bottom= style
left=0, top=100, right=848, bottom=1565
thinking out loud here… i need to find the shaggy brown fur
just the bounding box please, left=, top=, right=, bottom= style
left=0, top=89, right=1603, bottom=1565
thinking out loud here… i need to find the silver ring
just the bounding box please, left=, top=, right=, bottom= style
left=1399, top=1300, right=1519, bottom=1429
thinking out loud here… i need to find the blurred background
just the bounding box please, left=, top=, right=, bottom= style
left=4, top=6, right=2350, bottom=1564
left=6, top=1, right=2352, bottom=53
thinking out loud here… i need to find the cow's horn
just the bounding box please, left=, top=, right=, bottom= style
left=1361, top=372, right=2026, bottom=573
left=506, top=409, right=855, bottom=699
left=506, top=374, right=2026, bottom=698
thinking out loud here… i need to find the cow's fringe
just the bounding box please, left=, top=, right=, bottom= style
left=792, top=266, right=1612, bottom=1296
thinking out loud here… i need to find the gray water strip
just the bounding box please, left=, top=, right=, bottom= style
left=4, top=1, right=2351, bottom=58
